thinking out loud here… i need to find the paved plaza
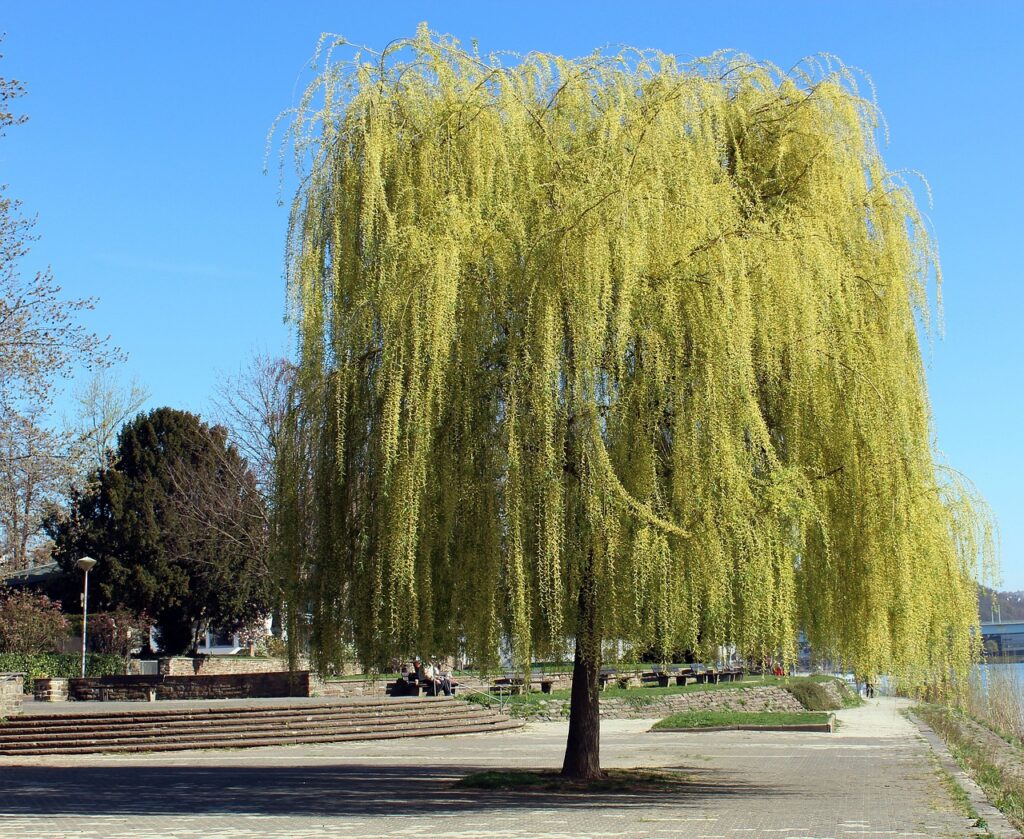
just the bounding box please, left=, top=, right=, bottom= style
left=0, top=697, right=994, bottom=838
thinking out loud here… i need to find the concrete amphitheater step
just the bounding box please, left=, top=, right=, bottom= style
left=0, top=707, right=503, bottom=745
left=9, top=696, right=458, bottom=725
left=0, top=717, right=523, bottom=755
left=0, top=698, right=522, bottom=755
left=0, top=701, right=485, bottom=736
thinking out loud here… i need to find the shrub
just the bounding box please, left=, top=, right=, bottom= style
left=89, top=609, right=151, bottom=657
left=834, top=678, right=865, bottom=708
left=263, top=635, right=288, bottom=658
left=0, top=652, right=125, bottom=691
left=784, top=679, right=841, bottom=711
left=0, top=588, right=69, bottom=653
left=237, top=617, right=272, bottom=655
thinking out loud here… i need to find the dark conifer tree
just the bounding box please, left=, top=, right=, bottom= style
left=51, top=408, right=271, bottom=654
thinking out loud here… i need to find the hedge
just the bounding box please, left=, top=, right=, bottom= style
left=0, top=653, right=126, bottom=692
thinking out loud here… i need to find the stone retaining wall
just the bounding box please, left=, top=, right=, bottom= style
left=0, top=673, right=24, bottom=716
left=316, top=677, right=388, bottom=698
left=68, top=671, right=310, bottom=701
left=603, top=685, right=805, bottom=718
left=509, top=685, right=804, bottom=721
left=33, top=678, right=69, bottom=702
left=131, top=656, right=312, bottom=677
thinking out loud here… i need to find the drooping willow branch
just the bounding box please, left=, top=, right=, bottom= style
left=275, top=26, right=995, bottom=691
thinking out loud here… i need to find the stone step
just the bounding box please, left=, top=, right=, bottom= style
left=0, top=717, right=523, bottom=755
left=0, top=706, right=500, bottom=744
left=9, top=696, right=458, bottom=726
left=0, top=702, right=482, bottom=737
left=0, top=697, right=519, bottom=755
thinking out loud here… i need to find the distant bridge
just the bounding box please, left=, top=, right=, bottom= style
left=980, top=622, right=1024, bottom=659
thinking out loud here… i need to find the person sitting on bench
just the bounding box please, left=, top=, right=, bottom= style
left=413, top=656, right=428, bottom=681
left=435, top=663, right=454, bottom=696
left=413, top=656, right=438, bottom=694
left=412, top=656, right=455, bottom=696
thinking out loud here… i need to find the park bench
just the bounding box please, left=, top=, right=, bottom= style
left=387, top=675, right=459, bottom=697
left=640, top=669, right=703, bottom=687
left=490, top=677, right=525, bottom=697
left=530, top=678, right=555, bottom=693
left=692, top=667, right=744, bottom=684
left=387, top=678, right=422, bottom=697
left=597, top=670, right=646, bottom=689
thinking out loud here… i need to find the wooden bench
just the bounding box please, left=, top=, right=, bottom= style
left=531, top=679, right=555, bottom=694
left=490, top=678, right=525, bottom=697
left=641, top=669, right=703, bottom=688
left=691, top=667, right=744, bottom=685
left=387, top=677, right=459, bottom=697
left=387, top=678, right=423, bottom=697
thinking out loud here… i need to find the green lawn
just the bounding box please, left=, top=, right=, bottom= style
left=915, top=704, right=1024, bottom=832
left=652, top=710, right=832, bottom=729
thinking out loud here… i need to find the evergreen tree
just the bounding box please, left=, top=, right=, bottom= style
left=51, top=408, right=271, bottom=654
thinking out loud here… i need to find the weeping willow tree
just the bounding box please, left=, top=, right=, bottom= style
left=276, top=27, right=994, bottom=778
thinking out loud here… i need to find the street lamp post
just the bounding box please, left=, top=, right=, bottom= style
left=76, top=556, right=97, bottom=678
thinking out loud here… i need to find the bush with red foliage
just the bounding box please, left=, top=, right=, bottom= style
left=0, top=587, right=69, bottom=653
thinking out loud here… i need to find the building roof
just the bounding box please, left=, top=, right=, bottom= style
left=0, top=561, right=63, bottom=587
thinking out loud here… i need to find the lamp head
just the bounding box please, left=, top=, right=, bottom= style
left=76, top=556, right=97, bottom=573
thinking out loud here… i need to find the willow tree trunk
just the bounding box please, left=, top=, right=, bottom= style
left=561, top=559, right=603, bottom=779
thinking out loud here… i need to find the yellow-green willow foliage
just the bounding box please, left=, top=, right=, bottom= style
left=277, top=27, right=993, bottom=688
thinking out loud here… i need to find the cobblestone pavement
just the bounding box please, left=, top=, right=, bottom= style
left=0, top=697, right=981, bottom=838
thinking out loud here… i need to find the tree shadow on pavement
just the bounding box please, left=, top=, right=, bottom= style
left=0, top=762, right=790, bottom=817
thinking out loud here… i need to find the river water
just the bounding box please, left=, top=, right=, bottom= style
left=976, top=661, right=1024, bottom=688
left=847, top=663, right=1024, bottom=700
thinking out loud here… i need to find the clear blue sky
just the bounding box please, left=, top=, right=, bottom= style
left=4, top=2, right=1022, bottom=586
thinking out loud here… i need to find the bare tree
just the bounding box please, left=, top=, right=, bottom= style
left=0, top=73, right=116, bottom=405
left=212, top=353, right=295, bottom=498
left=72, top=368, right=149, bottom=473
left=0, top=44, right=117, bottom=569
left=162, top=424, right=278, bottom=597
left=167, top=353, right=299, bottom=602
left=0, top=405, right=74, bottom=570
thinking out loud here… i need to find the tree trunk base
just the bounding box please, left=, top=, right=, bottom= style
left=561, top=569, right=603, bottom=779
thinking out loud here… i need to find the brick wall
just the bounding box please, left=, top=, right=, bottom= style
left=0, top=673, right=25, bottom=715
left=68, top=671, right=311, bottom=701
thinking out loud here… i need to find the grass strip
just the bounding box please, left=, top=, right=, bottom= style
left=925, top=749, right=992, bottom=837
left=652, top=710, right=831, bottom=729
left=915, top=704, right=1024, bottom=832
